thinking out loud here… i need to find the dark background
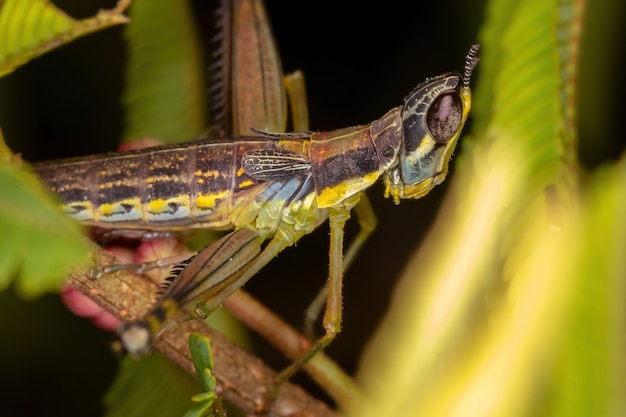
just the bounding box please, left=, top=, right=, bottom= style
left=0, top=0, right=623, bottom=416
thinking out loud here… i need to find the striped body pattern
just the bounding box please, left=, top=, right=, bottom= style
left=35, top=137, right=316, bottom=239
left=34, top=70, right=473, bottom=247
left=34, top=119, right=398, bottom=245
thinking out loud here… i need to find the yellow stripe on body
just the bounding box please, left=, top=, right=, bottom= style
left=316, top=171, right=379, bottom=208
left=95, top=198, right=143, bottom=223
left=144, top=195, right=191, bottom=222
left=196, top=191, right=228, bottom=210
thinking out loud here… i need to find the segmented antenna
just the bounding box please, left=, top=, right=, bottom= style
left=463, top=44, right=480, bottom=89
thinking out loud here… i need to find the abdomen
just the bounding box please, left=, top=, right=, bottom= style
left=34, top=138, right=278, bottom=230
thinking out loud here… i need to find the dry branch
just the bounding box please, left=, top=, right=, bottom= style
left=68, top=245, right=338, bottom=417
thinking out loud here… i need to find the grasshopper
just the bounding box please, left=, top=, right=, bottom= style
left=32, top=0, right=479, bottom=398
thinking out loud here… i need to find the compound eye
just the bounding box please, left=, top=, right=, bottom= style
left=426, top=92, right=463, bottom=143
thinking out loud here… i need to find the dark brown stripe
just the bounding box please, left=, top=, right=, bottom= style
left=193, top=142, right=236, bottom=201
left=309, top=125, right=378, bottom=191
left=145, top=149, right=191, bottom=201
left=96, top=185, right=141, bottom=206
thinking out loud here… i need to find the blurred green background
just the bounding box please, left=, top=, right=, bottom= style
left=0, top=0, right=624, bottom=415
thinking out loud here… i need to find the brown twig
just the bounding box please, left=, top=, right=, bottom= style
left=224, top=291, right=363, bottom=414
left=68, top=245, right=338, bottom=417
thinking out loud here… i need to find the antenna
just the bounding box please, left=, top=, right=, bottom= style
left=463, top=44, right=481, bottom=89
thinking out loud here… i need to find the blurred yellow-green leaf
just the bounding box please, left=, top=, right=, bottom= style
left=547, top=157, right=626, bottom=416
left=0, top=0, right=130, bottom=77
left=0, top=123, right=12, bottom=162
left=356, top=0, right=625, bottom=416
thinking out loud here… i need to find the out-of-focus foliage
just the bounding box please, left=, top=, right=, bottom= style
left=0, top=159, right=91, bottom=297
left=184, top=333, right=222, bottom=417
left=0, top=0, right=128, bottom=297
left=104, top=354, right=200, bottom=417
left=356, top=0, right=626, bottom=416
left=122, top=0, right=206, bottom=143
left=0, top=0, right=129, bottom=76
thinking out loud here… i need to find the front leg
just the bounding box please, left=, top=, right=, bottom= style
left=304, top=194, right=378, bottom=339
left=273, top=206, right=350, bottom=392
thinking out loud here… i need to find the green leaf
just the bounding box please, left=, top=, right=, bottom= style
left=190, top=392, right=216, bottom=403
left=548, top=156, right=626, bottom=416
left=183, top=399, right=213, bottom=417
left=0, top=0, right=129, bottom=77
left=0, top=162, right=90, bottom=297
left=189, top=332, right=214, bottom=371
left=188, top=332, right=217, bottom=396
left=470, top=0, right=572, bottom=191
left=355, top=0, right=613, bottom=416
left=201, top=368, right=216, bottom=392
left=104, top=354, right=199, bottom=417
left=185, top=333, right=220, bottom=417
left=122, top=0, right=206, bottom=143
left=0, top=125, right=12, bottom=163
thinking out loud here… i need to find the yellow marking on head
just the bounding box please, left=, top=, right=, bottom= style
left=197, top=191, right=228, bottom=210
left=236, top=167, right=246, bottom=177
